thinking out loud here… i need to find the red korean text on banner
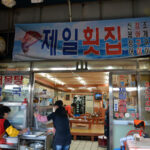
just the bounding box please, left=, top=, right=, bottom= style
left=0, top=76, right=2, bottom=86
left=83, top=26, right=100, bottom=55
left=104, top=26, right=122, bottom=55
left=14, top=76, right=23, bottom=85
left=5, top=76, right=13, bottom=85
left=136, top=39, right=142, bottom=55
left=135, top=22, right=140, bottom=37
left=135, top=22, right=142, bottom=55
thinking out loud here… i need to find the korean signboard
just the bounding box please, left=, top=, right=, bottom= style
left=13, top=17, right=150, bottom=61
left=0, top=75, right=23, bottom=98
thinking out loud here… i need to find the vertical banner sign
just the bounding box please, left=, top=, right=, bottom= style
left=13, top=17, right=150, bottom=61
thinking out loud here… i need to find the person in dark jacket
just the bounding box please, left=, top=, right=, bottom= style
left=0, top=105, right=27, bottom=139
left=104, top=101, right=109, bottom=150
left=34, top=100, right=71, bottom=150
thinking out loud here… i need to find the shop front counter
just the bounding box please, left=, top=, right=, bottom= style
left=18, top=131, right=53, bottom=150
left=126, top=138, right=150, bottom=150
left=0, top=131, right=53, bottom=150
left=0, top=143, right=17, bottom=149
left=0, top=137, right=18, bottom=150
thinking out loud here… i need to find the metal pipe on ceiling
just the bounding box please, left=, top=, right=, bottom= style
left=68, top=0, right=72, bottom=22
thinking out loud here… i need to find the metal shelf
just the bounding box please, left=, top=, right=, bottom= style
left=0, top=144, right=17, bottom=149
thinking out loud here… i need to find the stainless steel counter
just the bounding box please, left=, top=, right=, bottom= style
left=0, top=131, right=53, bottom=150
left=0, top=144, right=17, bottom=149
left=18, top=131, right=53, bottom=150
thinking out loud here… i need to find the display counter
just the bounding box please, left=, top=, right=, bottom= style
left=0, top=131, right=53, bottom=150
left=18, top=131, right=53, bottom=150
left=0, top=143, right=17, bottom=149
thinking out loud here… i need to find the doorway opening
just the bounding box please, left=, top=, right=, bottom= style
left=33, top=71, right=109, bottom=141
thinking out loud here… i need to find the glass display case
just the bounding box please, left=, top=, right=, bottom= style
left=0, top=102, right=28, bottom=129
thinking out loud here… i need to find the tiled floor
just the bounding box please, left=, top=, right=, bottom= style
left=70, top=140, right=107, bottom=150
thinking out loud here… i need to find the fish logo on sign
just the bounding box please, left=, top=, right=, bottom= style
left=21, top=31, right=42, bottom=53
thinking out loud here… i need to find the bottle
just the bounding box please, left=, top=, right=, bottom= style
left=23, top=98, right=28, bottom=105
left=21, top=98, right=28, bottom=109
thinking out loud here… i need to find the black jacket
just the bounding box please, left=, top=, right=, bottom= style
left=47, top=107, right=71, bottom=146
left=104, top=107, right=109, bottom=138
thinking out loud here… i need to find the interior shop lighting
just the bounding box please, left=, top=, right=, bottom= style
left=79, top=87, right=86, bottom=89
left=38, top=73, right=65, bottom=85
left=87, top=88, right=92, bottom=91
left=76, top=77, right=87, bottom=85
left=104, top=80, right=109, bottom=84
left=87, top=66, right=91, bottom=70
left=79, top=80, right=86, bottom=85
left=39, top=73, right=47, bottom=77
left=67, top=87, right=75, bottom=91
left=106, top=66, right=113, bottom=69
left=1, top=0, right=16, bottom=8
left=113, top=87, right=137, bottom=92
left=45, top=74, right=52, bottom=79
left=49, top=67, right=76, bottom=71
left=78, top=64, right=81, bottom=69
left=104, top=76, right=109, bottom=80
left=33, top=67, right=76, bottom=71
left=33, top=68, right=40, bottom=71
left=53, top=78, right=65, bottom=85
left=76, top=77, right=82, bottom=80
left=31, top=0, right=43, bottom=3
left=87, top=87, right=97, bottom=91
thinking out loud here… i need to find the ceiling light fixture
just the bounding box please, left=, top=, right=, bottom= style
left=76, top=77, right=82, bottom=80
left=80, top=80, right=86, bottom=85
left=76, top=77, right=86, bottom=85
left=87, top=88, right=92, bottom=91
left=31, top=0, right=43, bottom=3
left=106, top=66, right=113, bottom=69
left=49, top=67, right=76, bottom=71
left=67, top=87, right=75, bottom=91
left=38, top=73, right=65, bottom=85
left=2, top=0, right=16, bottom=8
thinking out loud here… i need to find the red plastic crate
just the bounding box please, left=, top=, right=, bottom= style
left=98, top=136, right=107, bottom=147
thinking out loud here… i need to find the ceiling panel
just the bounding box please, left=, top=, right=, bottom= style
left=35, top=71, right=109, bottom=93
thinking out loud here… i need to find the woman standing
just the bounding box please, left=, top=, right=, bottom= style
left=34, top=100, right=71, bottom=150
